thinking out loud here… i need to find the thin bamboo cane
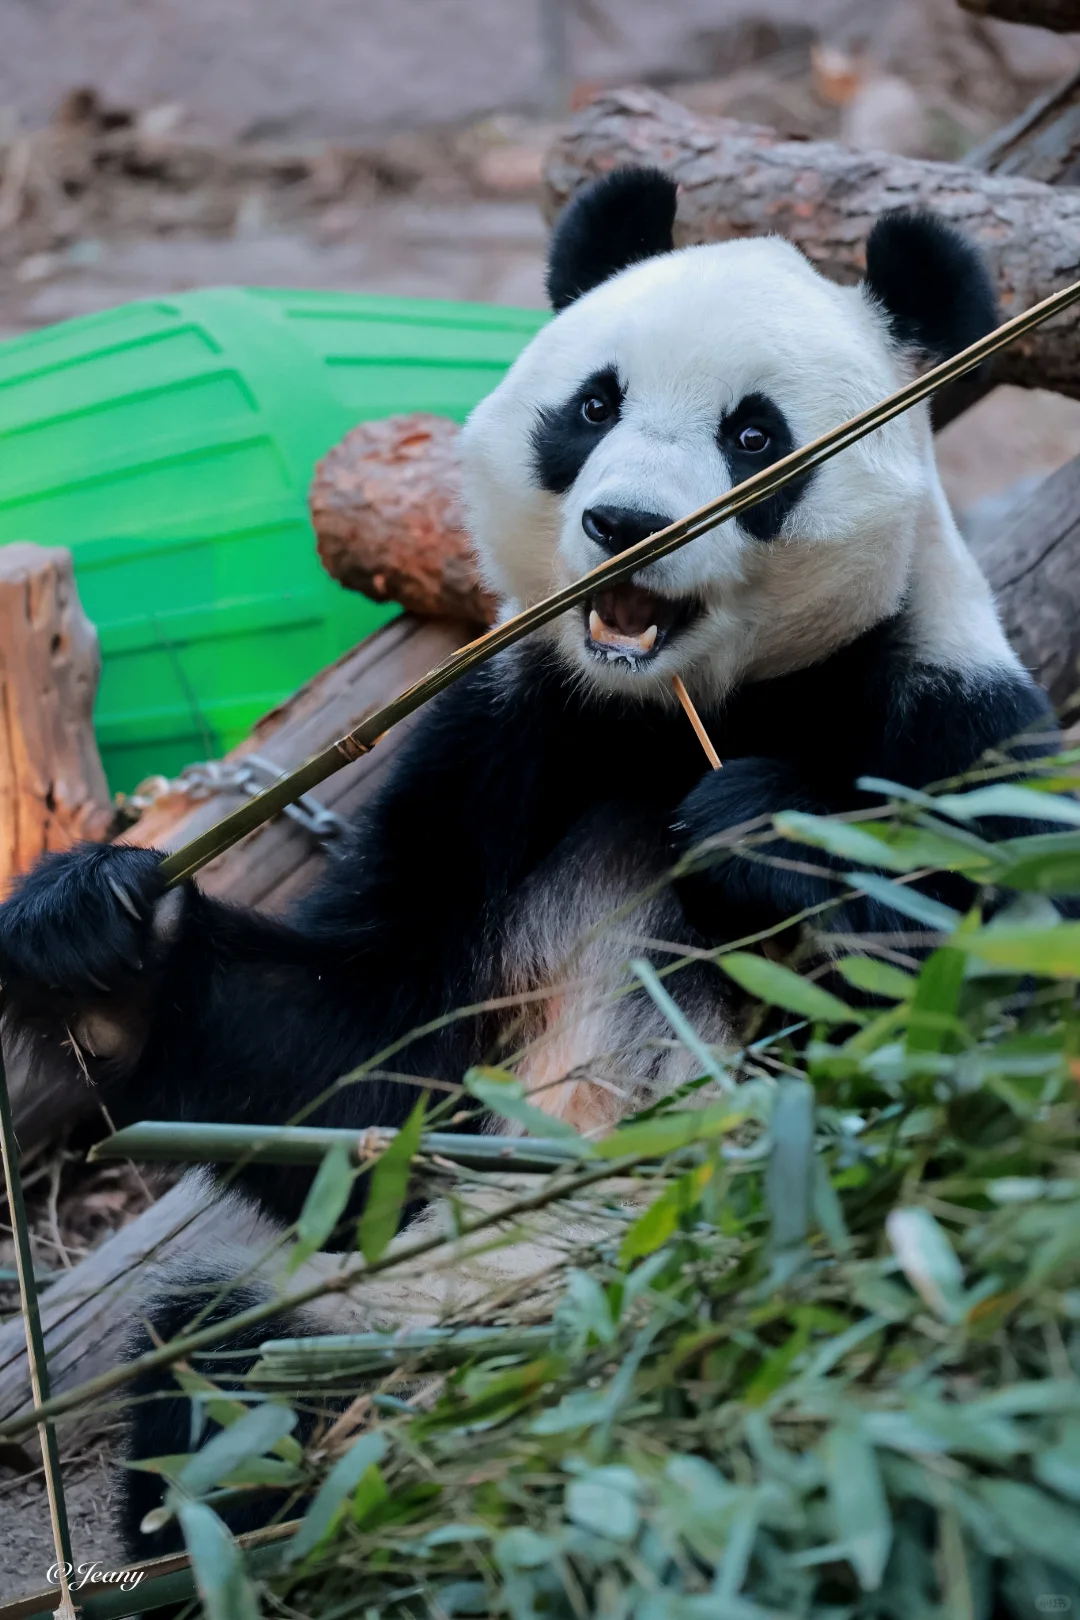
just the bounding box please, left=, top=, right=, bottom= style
left=158, top=274, right=1080, bottom=888
left=0, top=1008, right=75, bottom=1620
left=246, top=1323, right=554, bottom=1384
left=0, top=1518, right=298, bottom=1620
left=89, top=1119, right=587, bottom=1171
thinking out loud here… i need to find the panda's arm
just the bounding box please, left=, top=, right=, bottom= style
left=673, top=665, right=1060, bottom=942
left=0, top=664, right=547, bottom=1219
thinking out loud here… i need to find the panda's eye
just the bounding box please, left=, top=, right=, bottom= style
left=581, top=395, right=612, bottom=425
left=738, top=424, right=770, bottom=453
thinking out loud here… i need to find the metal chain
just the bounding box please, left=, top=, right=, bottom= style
left=125, top=753, right=348, bottom=847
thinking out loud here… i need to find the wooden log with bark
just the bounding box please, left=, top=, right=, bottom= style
left=542, top=87, right=1080, bottom=400
left=968, top=66, right=1080, bottom=183
left=311, top=414, right=497, bottom=625
left=0, top=544, right=114, bottom=902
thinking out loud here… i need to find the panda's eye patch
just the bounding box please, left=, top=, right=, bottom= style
left=737, top=424, right=769, bottom=453
left=581, top=394, right=612, bottom=425
left=718, top=391, right=809, bottom=541
left=531, top=364, right=623, bottom=495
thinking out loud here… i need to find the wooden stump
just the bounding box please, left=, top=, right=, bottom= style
left=0, top=544, right=113, bottom=900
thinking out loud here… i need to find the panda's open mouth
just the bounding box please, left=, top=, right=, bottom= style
left=583, top=583, right=699, bottom=664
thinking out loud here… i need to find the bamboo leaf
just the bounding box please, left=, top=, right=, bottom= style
left=288, top=1140, right=356, bottom=1273
left=566, top=1474, right=640, bottom=1542
left=719, top=953, right=862, bottom=1025
left=934, top=784, right=1080, bottom=828
left=177, top=1400, right=297, bottom=1497
left=976, top=1480, right=1080, bottom=1578
left=1035, top=1418, right=1080, bottom=1502
left=619, top=1162, right=713, bottom=1265
left=464, top=1067, right=587, bottom=1143
left=285, top=1430, right=388, bottom=1566
left=766, top=1079, right=815, bottom=1255
left=632, top=958, right=735, bottom=1090
left=823, top=1421, right=892, bottom=1591
left=886, top=1207, right=965, bottom=1323
left=906, top=947, right=968, bottom=1055
left=834, top=957, right=917, bottom=1001
left=357, top=1097, right=425, bottom=1264
left=992, top=831, right=1080, bottom=895
left=956, top=922, right=1080, bottom=977
left=177, top=1499, right=262, bottom=1620
left=777, top=812, right=995, bottom=876
left=844, top=873, right=961, bottom=931
left=773, top=812, right=913, bottom=871
left=595, top=1099, right=749, bottom=1160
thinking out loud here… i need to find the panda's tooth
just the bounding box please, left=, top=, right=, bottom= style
left=588, top=609, right=605, bottom=642
left=639, top=625, right=658, bottom=652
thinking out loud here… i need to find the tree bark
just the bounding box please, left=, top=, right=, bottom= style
left=542, top=87, right=1080, bottom=399
left=0, top=544, right=114, bottom=902
left=957, top=0, right=1080, bottom=31
left=967, top=450, right=1080, bottom=711
left=967, top=65, right=1080, bottom=184
left=310, top=414, right=497, bottom=625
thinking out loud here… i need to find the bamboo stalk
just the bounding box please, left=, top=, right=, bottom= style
left=90, top=1119, right=587, bottom=1172
left=158, top=274, right=1080, bottom=889
left=0, top=1518, right=298, bottom=1620
left=0, top=1039, right=75, bottom=1620
left=246, top=1323, right=553, bottom=1384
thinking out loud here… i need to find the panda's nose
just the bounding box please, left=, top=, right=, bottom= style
left=582, top=505, right=673, bottom=557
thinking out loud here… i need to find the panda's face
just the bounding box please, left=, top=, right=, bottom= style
left=460, top=170, right=997, bottom=701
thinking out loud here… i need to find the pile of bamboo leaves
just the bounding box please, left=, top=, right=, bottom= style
left=69, top=759, right=1080, bottom=1620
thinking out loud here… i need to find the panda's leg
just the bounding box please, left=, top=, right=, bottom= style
left=117, top=1264, right=325, bottom=1558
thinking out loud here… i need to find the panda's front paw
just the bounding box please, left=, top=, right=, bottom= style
left=0, top=843, right=186, bottom=1057
left=672, top=757, right=830, bottom=942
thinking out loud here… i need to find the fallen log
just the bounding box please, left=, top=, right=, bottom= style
left=543, top=87, right=1080, bottom=400
left=0, top=1174, right=280, bottom=1428
left=311, top=414, right=497, bottom=625
left=968, top=449, right=1080, bottom=710
left=3, top=613, right=470, bottom=1152
left=957, top=0, right=1080, bottom=29
left=0, top=544, right=114, bottom=902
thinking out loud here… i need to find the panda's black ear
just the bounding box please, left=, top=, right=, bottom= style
left=863, top=210, right=998, bottom=362
left=546, top=168, right=678, bottom=312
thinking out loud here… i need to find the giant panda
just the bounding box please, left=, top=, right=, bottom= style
left=0, top=168, right=1059, bottom=1556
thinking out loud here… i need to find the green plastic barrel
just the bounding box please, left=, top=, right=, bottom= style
left=0, top=289, right=546, bottom=791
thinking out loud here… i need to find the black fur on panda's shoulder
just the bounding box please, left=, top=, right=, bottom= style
left=546, top=167, right=678, bottom=311
left=863, top=209, right=999, bottom=363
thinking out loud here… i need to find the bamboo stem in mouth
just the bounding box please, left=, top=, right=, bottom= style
left=672, top=675, right=722, bottom=770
